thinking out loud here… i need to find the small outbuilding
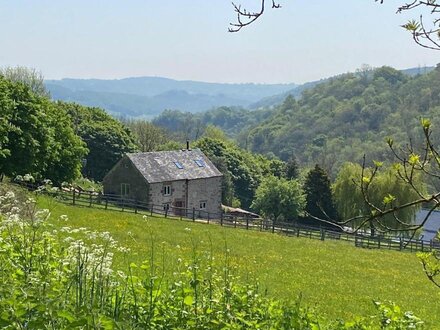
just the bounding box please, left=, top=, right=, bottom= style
left=103, top=149, right=223, bottom=217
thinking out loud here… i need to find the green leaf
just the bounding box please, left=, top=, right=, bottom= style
left=383, top=194, right=396, bottom=205
left=408, top=154, right=420, bottom=165
left=373, top=160, right=383, bottom=168
left=58, top=310, right=75, bottom=322
left=402, top=20, right=420, bottom=32
left=184, top=295, right=194, bottom=306
left=421, top=118, right=431, bottom=129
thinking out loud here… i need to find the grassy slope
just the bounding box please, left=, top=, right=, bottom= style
left=39, top=196, right=440, bottom=326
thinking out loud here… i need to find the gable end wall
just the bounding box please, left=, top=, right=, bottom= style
left=103, top=157, right=149, bottom=202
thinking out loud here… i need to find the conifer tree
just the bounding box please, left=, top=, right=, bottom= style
left=304, top=164, right=338, bottom=226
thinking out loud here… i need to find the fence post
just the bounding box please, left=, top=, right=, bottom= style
left=207, top=213, right=210, bottom=224
left=150, top=205, right=153, bottom=216
left=192, top=208, right=195, bottom=222
left=320, top=228, right=325, bottom=241
left=399, top=237, right=403, bottom=251
left=165, top=207, right=168, bottom=218
left=220, top=213, right=223, bottom=226
left=89, top=192, right=92, bottom=207
left=234, top=217, right=237, bottom=228
left=246, top=215, right=249, bottom=230
left=272, top=220, right=275, bottom=233
left=134, top=199, right=138, bottom=214
left=72, top=190, right=76, bottom=205
left=121, top=198, right=124, bottom=212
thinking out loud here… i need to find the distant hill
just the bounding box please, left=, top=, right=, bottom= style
left=46, top=66, right=435, bottom=118
left=241, top=65, right=440, bottom=177
left=45, top=77, right=297, bottom=118
left=248, top=66, right=435, bottom=110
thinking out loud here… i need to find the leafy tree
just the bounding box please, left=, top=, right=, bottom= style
left=332, top=162, right=424, bottom=235
left=0, top=76, right=86, bottom=184
left=0, top=66, right=49, bottom=97
left=209, top=155, right=237, bottom=206
left=251, top=176, right=305, bottom=222
left=303, top=165, right=338, bottom=227
left=202, top=124, right=229, bottom=142
left=195, top=138, right=259, bottom=208
left=124, top=119, right=168, bottom=152
left=195, top=137, right=286, bottom=208
left=156, top=140, right=184, bottom=151
left=285, top=156, right=299, bottom=179
left=57, top=102, right=137, bottom=181
left=243, top=65, right=440, bottom=176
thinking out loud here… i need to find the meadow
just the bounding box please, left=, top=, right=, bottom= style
left=38, top=195, right=440, bottom=327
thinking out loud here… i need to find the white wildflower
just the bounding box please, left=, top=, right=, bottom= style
left=59, top=215, right=68, bottom=222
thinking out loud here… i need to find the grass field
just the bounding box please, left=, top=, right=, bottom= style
left=38, top=196, right=440, bottom=327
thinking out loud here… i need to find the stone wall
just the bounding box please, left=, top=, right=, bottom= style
left=102, top=156, right=149, bottom=202
left=187, top=177, right=222, bottom=216
left=103, top=156, right=222, bottom=218
left=148, top=177, right=222, bottom=217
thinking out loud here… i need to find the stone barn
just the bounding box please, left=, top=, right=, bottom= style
left=103, top=149, right=223, bottom=217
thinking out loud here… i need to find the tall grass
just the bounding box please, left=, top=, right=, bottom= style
left=0, top=185, right=426, bottom=329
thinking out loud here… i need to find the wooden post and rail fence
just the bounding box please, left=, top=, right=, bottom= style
left=33, top=188, right=440, bottom=254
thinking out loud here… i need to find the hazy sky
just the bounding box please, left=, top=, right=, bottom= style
left=0, top=0, right=438, bottom=84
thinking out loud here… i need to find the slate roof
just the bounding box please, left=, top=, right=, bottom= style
left=126, top=149, right=223, bottom=183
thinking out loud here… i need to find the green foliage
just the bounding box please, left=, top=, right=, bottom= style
left=333, top=162, right=424, bottom=232
left=251, top=176, right=305, bottom=221
left=241, top=66, right=440, bottom=176
left=202, top=124, right=229, bottom=141
left=58, top=102, right=138, bottom=181
left=303, top=164, right=338, bottom=226
left=0, top=76, right=87, bottom=184
left=194, top=138, right=286, bottom=208
left=152, top=107, right=272, bottom=141
left=37, top=194, right=439, bottom=326
left=0, top=66, right=49, bottom=97
left=0, top=187, right=425, bottom=329
left=123, top=118, right=169, bottom=152
left=286, top=156, right=300, bottom=179
left=418, top=239, right=440, bottom=290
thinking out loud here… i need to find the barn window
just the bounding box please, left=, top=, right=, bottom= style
left=174, top=161, right=184, bottom=169
left=194, top=159, right=205, bottom=167
left=199, top=201, right=207, bottom=209
left=163, top=185, right=171, bottom=196
left=121, top=183, right=130, bottom=196
left=163, top=203, right=170, bottom=211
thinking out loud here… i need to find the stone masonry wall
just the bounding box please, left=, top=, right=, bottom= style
left=187, top=177, right=222, bottom=216
left=103, top=156, right=149, bottom=202
left=148, top=177, right=222, bottom=217
left=103, top=156, right=222, bottom=218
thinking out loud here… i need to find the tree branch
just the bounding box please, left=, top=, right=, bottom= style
left=229, top=0, right=281, bottom=32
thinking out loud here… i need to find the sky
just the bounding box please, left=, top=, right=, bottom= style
left=0, top=0, right=438, bottom=84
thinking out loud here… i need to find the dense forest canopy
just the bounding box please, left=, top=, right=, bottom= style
left=151, top=65, right=440, bottom=178
left=243, top=65, right=440, bottom=175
